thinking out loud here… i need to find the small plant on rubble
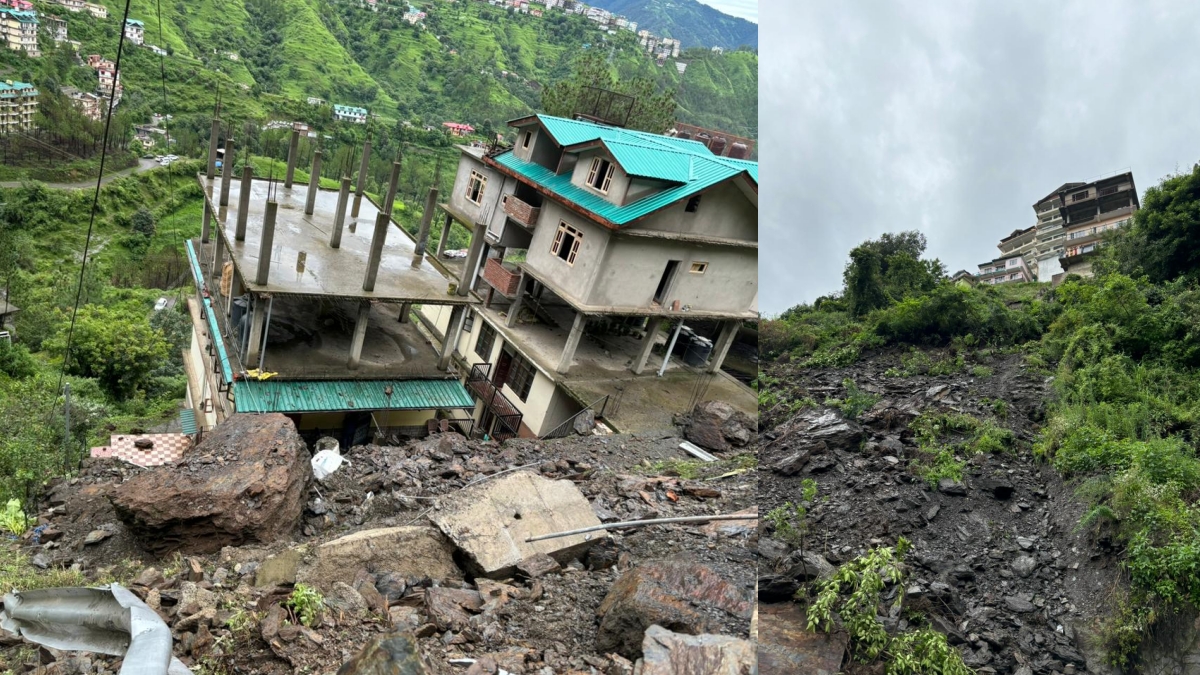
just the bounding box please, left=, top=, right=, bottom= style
left=765, top=479, right=817, bottom=553
left=804, top=538, right=973, bottom=675
left=286, top=584, right=324, bottom=627
left=1, top=499, right=27, bottom=536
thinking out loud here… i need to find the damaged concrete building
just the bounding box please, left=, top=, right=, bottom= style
left=185, top=123, right=478, bottom=447
left=418, top=114, right=759, bottom=439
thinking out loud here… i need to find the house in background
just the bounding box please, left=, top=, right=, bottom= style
left=0, top=8, right=39, bottom=57
left=1057, top=172, right=1139, bottom=279
left=334, top=104, right=367, bottom=124
left=418, top=114, right=757, bottom=439
left=977, top=254, right=1032, bottom=286
left=0, top=80, right=38, bottom=131
left=123, top=18, right=143, bottom=45
left=443, top=122, right=475, bottom=137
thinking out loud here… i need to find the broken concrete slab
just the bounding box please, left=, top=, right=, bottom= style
left=638, top=625, right=756, bottom=675
left=296, top=526, right=460, bottom=590
left=429, top=471, right=604, bottom=579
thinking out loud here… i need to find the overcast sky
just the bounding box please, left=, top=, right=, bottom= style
left=699, top=0, right=757, bottom=23
left=760, top=1, right=1200, bottom=315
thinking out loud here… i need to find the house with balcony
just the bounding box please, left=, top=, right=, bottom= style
left=1057, top=172, right=1138, bottom=278
left=183, top=124, right=479, bottom=447
left=977, top=254, right=1032, bottom=285
left=123, top=18, right=143, bottom=45
left=417, top=114, right=757, bottom=440
left=0, top=80, right=37, bottom=131
left=0, top=8, right=39, bottom=57
left=334, top=104, right=367, bottom=124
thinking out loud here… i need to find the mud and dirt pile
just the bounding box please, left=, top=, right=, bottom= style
left=2, top=421, right=756, bottom=675
left=757, top=349, right=1124, bottom=675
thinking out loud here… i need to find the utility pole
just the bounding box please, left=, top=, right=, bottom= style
left=63, top=383, right=71, bottom=471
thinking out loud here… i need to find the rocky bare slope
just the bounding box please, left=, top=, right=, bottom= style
left=757, top=348, right=1125, bottom=674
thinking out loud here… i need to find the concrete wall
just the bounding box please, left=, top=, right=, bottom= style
left=449, top=154, right=503, bottom=223
left=586, top=236, right=758, bottom=313
left=570, top=148, right=634, bottom=205
left=515, top=126, right=561, bottom=172
left=525, top=200, right=613, bottom=303
left=631, top=180, right=757, bottom=242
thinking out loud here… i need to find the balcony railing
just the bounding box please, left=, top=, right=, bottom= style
left=466, top=363, right=523, bottom=442
left=481, top=258, right=521, bottom=297
left=502, top=194, right=541, bottom=228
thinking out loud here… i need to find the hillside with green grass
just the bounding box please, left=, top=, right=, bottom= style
left=586, top=0, right=758, bottom=50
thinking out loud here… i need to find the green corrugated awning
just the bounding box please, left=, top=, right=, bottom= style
left=179, top=408, right=198, bottom=435
left=232, top=378, right=475, bottom=414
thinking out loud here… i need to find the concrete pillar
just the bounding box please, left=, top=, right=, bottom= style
left=706, top=320, right=741, bottom=374
left=227, top=270, right=242, bottom=318
left=458, top=222, right=487, bottom=297
left=632, top=316, right=664, bottom=375
left=436, top=212, right=453, bottom=258
left=438, top=305, right=465, bottom=370
left=206, top=118, right=220, bottom=179
left=411, top=186, right=439, bottom=267
left=212, top=221, right=224, bottom=271
left=331, top=176, right=351, bottom=248
left=304, top=150, right=322, bottom=215
left=505, top=270, right=527, bottom=328
left=218, top=138, right=234, bottom=206
left=235, top=165, right=252, bottom=241
left=255, top=200, right=279, bottom=286
left=352, top=139, right=371, bottom=217
left=284, top=128, right=300, bottom=189
left=362, top=211, right=390, bottom=292
left=246, top=296, right=266, bottom=365
left=398, top=302, right=411, bottom=323
left=382, top=160, right=401, bottom=215
left=201, top=198, right=211, bottom=244
left=556, top=311, right=587, bottom=374
left=347, top=301, right=370, bottom=370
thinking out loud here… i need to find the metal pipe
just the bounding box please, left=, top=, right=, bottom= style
left=0, top=583, right=192, bottom=675
left=658, top=320, right=684, bottom=377
left=525, top=513, right=754, bottom=543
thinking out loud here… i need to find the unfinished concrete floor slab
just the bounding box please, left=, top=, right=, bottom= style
left=200, top=175, right=474, bottom=304
left=429, top=470, right=603, bottom=579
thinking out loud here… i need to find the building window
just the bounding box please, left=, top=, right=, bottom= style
left=522, top=131, right=532, bottom=149
left=586, top=157, right=614, bottom=193
left=506, top=351, right=535, bottom=402
left=475, top=322, right=496, bottom=360
left=466, top=170, right=487, bottom=204
left=685, top=195, right=701, bottom=213
left=463, top=310, right=475, bottom=333
left=551, top=222, right=582, bottom=265
left=1071, top=190, right=1089, bottom=202
left=690, top=261, right=708, bottom=274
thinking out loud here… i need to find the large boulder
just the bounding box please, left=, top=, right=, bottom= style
left=768, top=408, right=862, bottom=457
left=297, top=527, right=461, bottom=589
left=686, top=401, right=756, bottom=452
left=596, top=560, right=753, bottom=660
left=430, top=471, right=602, bottom=579
left=757, top=603, right=846, bottom=675
left=337, top=633, right=430, bottom=675
left=110, top=414, right=311, bottom=555
left=639, top=625, right=755, bottom=675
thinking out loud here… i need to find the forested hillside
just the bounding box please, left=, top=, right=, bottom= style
left=587, top=0, right=758, bottom=50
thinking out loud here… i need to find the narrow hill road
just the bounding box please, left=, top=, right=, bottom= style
left=0, top=158, right=160, bottom=190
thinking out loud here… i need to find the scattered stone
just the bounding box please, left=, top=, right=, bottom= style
left=185, top=557, right=205, bottom=582
left=109, top=414, right=312, bottom=555
left=1012, top=556, right=1038, bottom=578
left=424, top=587, right=482, bottom=632
left=758, top=602, right=846, bottom=675
left=596, top=560, right=753, bottom=659
left=638, top=624, right=756, bottom=675
left=1004, top=596, right=1036, bottom=613
left=516, top=553, right=561, bottom=579
left=333, top=581, right=369, bottom=615
left=685, top=400, right=755, bottom=452
left=83, top=529, right=111, bottom=545
left=297, top=527, right=460, bottom=589
left=336, top=632, right=431, bottom=675
left=430, top=471, right=603, bottom=579
left=937, top=479, right=967, bottom=496
left=572, top=409, right=596, bottom=436
left=134, top=567, right=165, bottom=588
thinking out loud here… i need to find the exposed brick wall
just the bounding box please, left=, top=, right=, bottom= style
left=482, top=257, right=521, bottom=296
left=502, top=194, right=540, bottom=227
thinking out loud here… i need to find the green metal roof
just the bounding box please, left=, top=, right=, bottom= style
left=496, top=114, right=757, bottom=226
left=185, top=241, right=233, bottom=384
left=179, top=408, right=198, bottom=435
left=233, top=378, right=475, bottom=414
left=125, top=18, right=144, bottom=26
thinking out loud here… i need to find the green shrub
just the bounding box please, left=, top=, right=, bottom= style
left=286, top=584, right=324, bottom=627
left=1, top=499, right=27, bottom=535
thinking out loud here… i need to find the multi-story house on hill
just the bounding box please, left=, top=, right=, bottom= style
left=1056, top=172, right=1138, bottom=278
left=0, top=80, right=37, bottom=131
left=419, top=114, right=757, bottom=439
left=977, top=254, right=1032, bottom=285
left=123, top=18, right=143, bottom=45
left=0, top=8, right=39, bottom=57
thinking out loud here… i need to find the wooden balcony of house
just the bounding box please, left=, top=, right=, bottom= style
left=481, top=257, right=521, bottom=298
left=502, top=193, right=541, bottom=228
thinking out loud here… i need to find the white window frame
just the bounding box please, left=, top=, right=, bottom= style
left=550, top=222, right=582, bottom=265
left=585, top=156, right=615, bottom=194
left=689, top=261, right=708, bottom=274
left=466, top=170, right=487, bottom=205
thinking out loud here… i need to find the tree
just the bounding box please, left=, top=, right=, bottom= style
left=541, top=51, right=677, bottom=133
left=842, top=231, right=945, bottom=316
left=45, top=305, right=169, bottom=399
left=131, top=207, right=156, bottom=238
left=1113, top=164, right=1200, bottom=284
left=844, top=245, right=887, bottom=317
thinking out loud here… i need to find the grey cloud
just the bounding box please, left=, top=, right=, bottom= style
left=760, top=0, right=1200, bottom=314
